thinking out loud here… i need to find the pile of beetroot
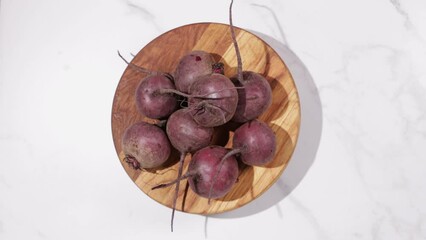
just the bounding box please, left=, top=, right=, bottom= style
left=119, top=0, right=276, bottom=231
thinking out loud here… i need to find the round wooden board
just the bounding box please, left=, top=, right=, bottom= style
left=111, top=22, right=301, bottom=215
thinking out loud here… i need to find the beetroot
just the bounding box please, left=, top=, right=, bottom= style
left=165, top=108, right=214, bottom=231
left=174, top=50, right=216, bottom=93
left=206, top=120, right=275, bottom=199
left=188, top=73, right=239, bottom=127
left=118, top=50, right=173, bottom=79
left=121, top=122, right=171, bottom=169
left=152, top=145, right=239, bottom=201
left=231, top=120, right=276, bottom=166
left=166, top=109, right=214, bottom=154
left=118, top=51, right=178, bottom=119
left=229, top=0, right=272, bottom=122
left=135, top=75, right=178, bottom=119
left=188, top=146, right=239, bottom=199
left=231, top=72, right=272, bottom=122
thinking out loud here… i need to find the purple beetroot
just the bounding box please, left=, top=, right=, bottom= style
left=174, top=50, right=216, bottom=93
left=229, top=0, right=272, bottom=122
left=188, top=73, right=239, bottom=127
left=118, top=51, right=178, bottom=119
left=188, top=146, right=239, bottom=199
left=121, top=122, right=171, bottom=169
left=165, top=109, right=214, bottom=231
left=135, top=75, right=178, bottom=119
left=231, top=120, right=276, bottom=166
left=166, top=109, right=214, bottom=154
left=153, top=145, right=239, bottom=202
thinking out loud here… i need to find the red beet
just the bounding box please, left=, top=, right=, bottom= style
left=229, top=0, right=272, bottom=122
left=232, top=120, right=276, bottom=166
left=174, top=50, right=216, bottom=93
left=135, top=75, right=178, bottom=119
left=118, top=51, right=178, bottom=119
left=231, top=72, right=272, bottom=122
left=152, top=145, right=239, bottom=200
left=165, top=108, right=214, bottom=232
left=188, top=73, right=239, bottom=127
left=121, top=122, right=171, bottom=169
left=188, top=146, right=239, bottom=199
left=166, top=109, right=214, bottom=154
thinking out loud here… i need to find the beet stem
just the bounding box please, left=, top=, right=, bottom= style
left=158, top=87, right=243, bottom=99
left=151, top=172, right=194, bottom=190
left=190, top=87, right=243, bottom=100
left=157, top=88, right=192, bottom=98
left=154, top=119, right=167, bottom=129
left=117, top=50, right=172, bottom=79
left=192, top=101, right=228, bottom=124
left=229, top=0, right=244, bottom=85
left=171, top=152, right=186, bottom=232
left=207, top=148, right=242, bottom=204
left=179, top=98, right=189, bottom=108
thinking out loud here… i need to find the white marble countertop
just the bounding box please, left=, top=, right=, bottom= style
left=1, top=0, right=426, bottom=239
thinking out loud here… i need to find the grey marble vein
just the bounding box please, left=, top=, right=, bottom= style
left=389, top=0, right=413, bottom=29
left=388, top=0, right=426, bottom=44
left=251, top=3, right=289, bottom=46
left=125, top=0, right=163, bottom=33
left=288, top=196, right=330, bottom=240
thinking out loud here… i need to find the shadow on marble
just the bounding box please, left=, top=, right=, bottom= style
left=210, top=32, right=323, bottom=219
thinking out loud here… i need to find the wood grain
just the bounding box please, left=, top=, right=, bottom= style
left=111, top=23, right=301, bottom=215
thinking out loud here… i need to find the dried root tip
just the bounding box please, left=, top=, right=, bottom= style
left=124, top=154, right=141, bottom=170
left=212, top=62, right=225, bottom=74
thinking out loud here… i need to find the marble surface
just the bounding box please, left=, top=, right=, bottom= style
left=1, top=0, right=426, bottom=239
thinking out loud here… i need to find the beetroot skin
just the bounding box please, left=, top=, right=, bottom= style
left=165, top=108, right=214, bottom=231
left=188, top=73, right=238, bottom=127
left=121, top=122, right=171, bottom=169
left=231, top=71, right=272, bottom=122
left=174, top=51, right=215, bottom=93
left=166, top=109, right=214, bottom=154
left=188, top=146, right=239, bottom=199
left=135, top=75, right=178, bottom=119
left=228, top=0, right=272, bottom=123
left=232, top=120, right=276, bottom=166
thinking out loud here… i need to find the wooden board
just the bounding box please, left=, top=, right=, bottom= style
left=111, top=22, right=301, bottom=215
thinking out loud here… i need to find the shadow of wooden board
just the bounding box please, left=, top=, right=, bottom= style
left=111, top=22, right=301, bottom=215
